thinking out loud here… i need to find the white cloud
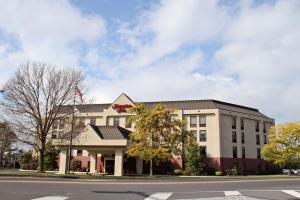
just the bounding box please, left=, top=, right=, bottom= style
left=0, top=0, right=106, bottom=84
left=89, top=0, right=300, bottom=123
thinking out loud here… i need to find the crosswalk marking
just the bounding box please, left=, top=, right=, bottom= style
left=144, top=192, right=173, bottom=200
left=224, top=191, right=242, bottom=196
left=282, top=190, right=300, bottom=198
left=31, top=196, right=69, bottom=200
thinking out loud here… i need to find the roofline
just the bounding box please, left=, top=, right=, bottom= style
left=61, top=99, right=259, bottom=112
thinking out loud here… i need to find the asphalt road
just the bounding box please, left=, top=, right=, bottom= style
left=0, top=177, right=300, bottom=200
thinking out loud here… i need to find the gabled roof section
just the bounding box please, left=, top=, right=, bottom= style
left=89, top=125, right=130, bottom=140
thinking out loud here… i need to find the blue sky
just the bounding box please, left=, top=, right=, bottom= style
left=0, top=0, right=300, bottom=123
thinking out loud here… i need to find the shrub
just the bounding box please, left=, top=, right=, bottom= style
left=174, top=169, right=184, bottom=175
left=215, top=171, right=223, bottom=176
left=186, top=144, right=207, bottom=175
left=225, top=167, right=239, bottom=176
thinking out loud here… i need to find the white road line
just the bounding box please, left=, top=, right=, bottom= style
left=31, top=196, right=69, bottom=200
left=144, top=192, right=173, bottom=200
left=282, top=190, right=300, bottom=198
left=224, top=191, right=242, bottom=196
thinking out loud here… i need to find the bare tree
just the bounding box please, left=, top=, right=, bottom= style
left=0, top=62, right=83, bottom=172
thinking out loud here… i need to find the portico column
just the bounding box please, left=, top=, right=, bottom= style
left=136, top=158, right=143, bottom=175
left=59, top=149, right=68, bottom=174
left=114, top=149, right=123, bottom=176
left=89, top=151, right=97, bottom=174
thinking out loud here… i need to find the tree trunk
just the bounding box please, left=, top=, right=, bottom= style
left=38, top=148, right=45, bottom=172
left=150, top=159, right=153, bottom=176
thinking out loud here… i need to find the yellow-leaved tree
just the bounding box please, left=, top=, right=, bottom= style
left=262, top=122, right=300, bottom=171
left=126, top=103, right=188, bottom=176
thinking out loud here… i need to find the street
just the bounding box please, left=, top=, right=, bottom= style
left=0, top=177, right=299, bottom=200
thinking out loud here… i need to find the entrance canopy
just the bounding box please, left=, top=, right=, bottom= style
left=53, top=124, right=130, bottom=147
left=53, top=125, right=131, bottom=176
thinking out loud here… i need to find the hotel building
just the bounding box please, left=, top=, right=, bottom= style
left=52, top=93, right=274, bottom=176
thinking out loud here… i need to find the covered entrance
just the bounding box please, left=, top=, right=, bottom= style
left=53, top=125, right=143, bottom=176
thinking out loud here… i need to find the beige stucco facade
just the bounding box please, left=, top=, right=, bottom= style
left=53, top=93, right=274, bottom=176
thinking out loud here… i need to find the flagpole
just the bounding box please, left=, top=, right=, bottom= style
left=68, top=85, right=77, bottom=174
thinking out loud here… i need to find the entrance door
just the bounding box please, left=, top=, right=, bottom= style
left=105, top=160, right=115, bottom=175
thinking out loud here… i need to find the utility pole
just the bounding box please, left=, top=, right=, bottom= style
left=67, top=86, right=77, bottom=174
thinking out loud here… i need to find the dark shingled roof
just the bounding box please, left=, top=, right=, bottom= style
left=90, top=125, right=130, bottom=139
left=58, top=99, right=270, bottom=118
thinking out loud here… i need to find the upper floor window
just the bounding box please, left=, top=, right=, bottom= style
left=59, top=119, right=65, bottom=129
left=256, top=134, right=260, bottom=145
left=233, top=146, right=238, bottom=158
left=257, top=148, right=261, bottom=159
left=199, top=146, right=207, bottom=158
left=90, top=117, right=96, bottom=126
left=52, top=119, right=59, bottom=129
left=190, top=116, right=197, bottom=127
left=190, top=130, right=197, bottom=141
left=79, top=118, right=85, bottom=127
left=199, top=115, right=206, bottom=127
left=199, top=130, right=206, bottom=142
left=125, top=117, right=132, bottom=128
left=113, top=117, right=120, bottom=126
left=241, top=132, right=245, bottom=144
left=241, top=119, right=244, bottom=130
left=242, top=147, right=246, bottom=159
left=264, top=135, right=267, bottom=144
left=52, top=130, right=57, bottom=139
left=256, top=121, right=260, bottom=132
left=232, top=131, right=237, bottom=143
left=263, top=122, right=266, bottom=133
left=232, top=117, right=236, bottom=129
left=77, top=150, right=83, bottom=156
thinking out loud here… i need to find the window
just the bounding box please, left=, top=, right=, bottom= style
left=58, top=131, right=64, bottom=138
left=113, top=117, right=120, bottom=126
left=190, top=116, right=197, bottom=127
left=232, top=117, right=236, bottom=129
left=52, top=131, right=57, bottom=139
left=199, top=115, right=206, bottom=127
left=256, top=121, right=260, bottom=132
left=241, top=132, right=245, bottom=144
left=257, top=148, right=261, bottom=159
left=263, top=122, right=266, bottom=133
left=241, top=119, right=244, bottom=130
left=90, top=117, right=96, bottom=125
left=232, top=131, right=237, bottom=143
left=125, top=117, right=132, bottom=128
left=59, top=119, right=65, bottom=129
left=190, top=130, right=197, bottom=140
left=264, top=135, right=267, bottom=144
left=77, top=150, right=82, bottom=156
left=256, top=134, right=260, bottom=145
left=79, top=118, right=85, bottom=127
left=233, top=146, right=238, bottom=158
left=52, top=119, right=59, bottom=129
left=200, top=146, right=207, bottom=158
left=199, top=130, right=206, bottom=142
left=242, top=147, right=246, bottom=159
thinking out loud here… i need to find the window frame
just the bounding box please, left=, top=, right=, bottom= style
left=232, top=117, right=236, bottom=129
left=232, top=131, right=237, bottom=143
left=199, top=115, right=206, bottom=127
left=233, top=146, right=238, bottom=158
left=199, top=130, right=207, bottom=142
left=190, top=116, right=197, bottom=127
